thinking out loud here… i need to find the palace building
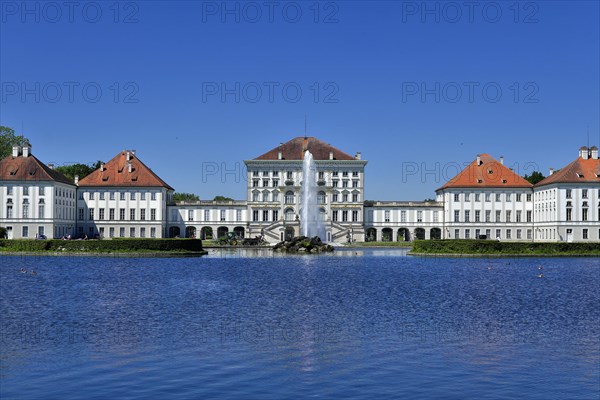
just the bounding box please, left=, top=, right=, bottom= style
left=1, top=138, right=599, bottom=242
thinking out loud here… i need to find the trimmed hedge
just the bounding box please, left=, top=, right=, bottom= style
left=411, top=240, right=600, bottom=255
left=0, top=238, right=204, bottom=253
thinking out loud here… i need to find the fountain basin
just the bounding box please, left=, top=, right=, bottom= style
left=273, top=236, right=334, bottom=253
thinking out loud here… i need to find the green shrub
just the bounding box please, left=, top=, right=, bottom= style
left=0, top=238, right=204, bottom=253
left=411, top=240, right=600, bottom=255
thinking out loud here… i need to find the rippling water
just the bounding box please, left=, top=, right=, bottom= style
left=1, top=250, right=599, bottom=399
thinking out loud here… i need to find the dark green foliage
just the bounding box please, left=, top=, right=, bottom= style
left=54, top=162, right=102, bottom=182
left=411, top=240, right=600, bottom=255
left=213, top=196, right=234, bottom=202
left=523, top=171, right=546, bottom=184
left=173, top=192, right=200, bottom=202
left=0, top=238, right=204, bottom=253
left=0, top=227, right=7, bottom=239
left=0, top=126, right=30, bottom=158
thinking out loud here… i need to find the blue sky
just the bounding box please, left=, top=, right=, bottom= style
left=1, top=0, right=598, bottom=200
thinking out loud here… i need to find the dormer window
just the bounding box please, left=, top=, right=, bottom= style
left=576, top=173, right=584, bottom=178
left=487, top=169, right=493, bottom=174
left=501, top=179, right=507, bottom=184
left=102, top=176, right=109, bottom=181
left=477, top=179, right=483, bottom=183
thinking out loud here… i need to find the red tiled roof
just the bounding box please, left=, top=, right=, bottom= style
left=254, top=137, right=356, bottom=161
left=78, top=150, right=174, bottom=189
left=535, top=156, right=600, bottom=187
left=0, top=153, right=73, bottom=185
left=437, top=154, right=533, bottom=191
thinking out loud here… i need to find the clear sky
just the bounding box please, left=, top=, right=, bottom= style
left=1, top=0, right=599, bottom=200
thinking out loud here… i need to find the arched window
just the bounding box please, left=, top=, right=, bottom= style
left=272, top=190, right=279, bottom=202
left=252, top=191, right=260, bottom=202
left=285, top=208, right=295, bottom=221
left=262, top=190, right=270, bottom=202
left=318, top=191, right=326, bottom=204
left=285, top=191, right=295, bottom=204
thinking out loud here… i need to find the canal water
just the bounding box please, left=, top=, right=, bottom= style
left=1, top=250, right=598, bottom=399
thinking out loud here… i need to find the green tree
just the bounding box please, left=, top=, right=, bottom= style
left=523, top=171, right=545, bottom=184
left=55, top=162, right=102, bottom=182
left=0, top=126, right=30, bottom=158
left=424, top=198, right=436, bottom=202
left=0, top=227, right=7, bottom=239
left=213, top=195, right=234, bottom=202
left=173, top=192, right=200, bottom=202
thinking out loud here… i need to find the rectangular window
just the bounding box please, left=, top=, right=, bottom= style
left=454, top=229, right=460, bottom=239
left=151, top=228, right=156, bottom=238
left=454, top=210, right=460, bottom=222
left=417, top=211, right=423, bottom=222
left=496, top=193, right=501, bottom=202
left=141, top=209, right=146, bottom=221
left=253, top=210, right=259, bottom=222
left=384, top=210, right=390, bottom=222
left=79, top=191, right=83, bottom=200
left=517, top=229, right=522, bottom=239
left=273, top=210, right=279, bottom=221
left=22, top=226, right=29, bottom=237
left=23, top=204, right=29, bottom=218
left=110, top=208, right=117, bottom=220
left=527, top=229, right=532, bottom=240
left=353, top=171, right=359, bottom=177
left=110, top=192, right=115, bottom=200
left=527, top=194, right=532, bottom=202
left=433, top=211, right=439, bottom=223
left=516, top=210, right=522, bottom=222
left=263, top=210, right=269, bottom=221
left=187, top=210, right=193, bottom=221
left=273, top=191, right=279, bottom=202
left=475, top=210, right=480, bottom=222
left=352, top=194, right=359, bottom=202
left=464, top=210, right=470, bottom=222
left=23, top=187, right=29, bottom=196
left=496, top=229, right=501, bottom=239
left=220, top=210, right=226, bottom=221
left=140, top=228, right=146, bottom=238
left=332, top=171, right=338, bottom=177
left=401, top=211, right=407, bottom=223
left=263, top=180, right=269, bottom=187
left=566, top=189, right=572, bottom=199
left=89, top=209, right=94, bottom=220
left=352, top=181, right=359, bottom=188
left=273, top=180, right=279, bottom=187
left=131, top=192, right=136, bottom=200
left=7, top=186, right=13, bottom=195
left=506, top=229, right=512, bottom=239
left=333, top=181, right=339, bottom=188
left=130, top=209, right=136, bottom=220
left=236, top=210, right=242, bottom=222
left=287, top=171, right=293, bottom=179
left=342, top=181, right=348, bottom=188
left=475, top=229, right=480, bottom=238
left=342, top=171, right=348, bottom=177
left=141, top=192, right=146, bottom=201
left=7, top=205, right=13, bottom=218
left=120, top=208, right=125, bottom=220
left=465, top=193, right=470, bottom=201
left=583, top=229, right=588, bottom=239
left=485, top=193, right=490, bottom=202
left=566, top=208, right=572, bottom=221
left=120, top=192, right=126, bottom=200
left=332, top=193, right=338, bottom=202
left=496, top=210, right=501, bottom=222
left=475, top=194, right=480, bottom=202
left=465, top=229, right=470, bottom=239
left=454, top=193, right=460, bottom=202
left=318, top=171, right=324, bottom=179
left=130, top=227, right=135, bottom=238
left=39, top=186, right=45, bottom=196
left=99, top=209, right=105, bottom=220
left=516, top=193, right=522, bottom=202
left=582, top=208, right=588, bottom=221
left=352, top=210, right=358, bottom=222
left=342, top=210, right=348, bottom=222
left=99, top=192, right=105, bottom=200
left=582, top=189, right=588, bottom=199
left=485, top=229, right=491, bottom=238
left=151, top=208, right=156, bottom=221
left=78, top=208, right=84, bottom=220
left=342, top=194, right=348, bottom=202
left=506, top=211, right=511, bottom=222
left=109, top=227, right=115, bottom=238
left=333, top=210, right=338, bottom=222
left=151, top=192, right=157, bottom=200
left=527, top=211, right=532, bottom=222
left=485, top=210, right=491, bottom=222
left=204, top=210, right=210, bottom=221
left=38, top=205, right=45, bottom=219
left=120, top=227, right=125, bottom=237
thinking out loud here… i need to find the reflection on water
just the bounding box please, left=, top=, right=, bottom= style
left=1, top=254, right=598, bottom=400
left=205, top=247, right=409, bottom=258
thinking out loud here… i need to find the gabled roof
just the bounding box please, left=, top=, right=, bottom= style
left=253, top=137, right=356, bottom=161
left=535, top=156, right=600, bottom=187
left=78, top=150, right=174, bottom=190
left=0, top=153, right=73, bottom=185
left=437, top=154, right=532, bottom=191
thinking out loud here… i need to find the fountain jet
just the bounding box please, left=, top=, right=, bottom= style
left=301, top=150, right=326, bottom=240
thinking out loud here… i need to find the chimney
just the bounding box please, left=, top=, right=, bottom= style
left=12, top=146, right=20, bottom=157
left=74, top=175, right=79, bottom=185
left=47, top=163, right=54, bottom=170
left=355, top=152, right=362, bottom=160
left=476, top=154, right=481, bottom=166
left=329, top=152, right=334, bottom=160
left=590, top=146, right=598, bottom=160
left=131, top=149, right=136, bottom=156
left=500, top=156, right=504, bottom=165
left=100, top=163, right=105, bottom=172
left=579, top=146, right=589, bottom=160
left=549, top=168, right=554, bottom=176
left=278, top=151, right=282, bottom=160
left=127, top=162, right=133, bottom=173
left=126, top=151, right=131, bottom=161
left=22, top=145, right=30, bottom=158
